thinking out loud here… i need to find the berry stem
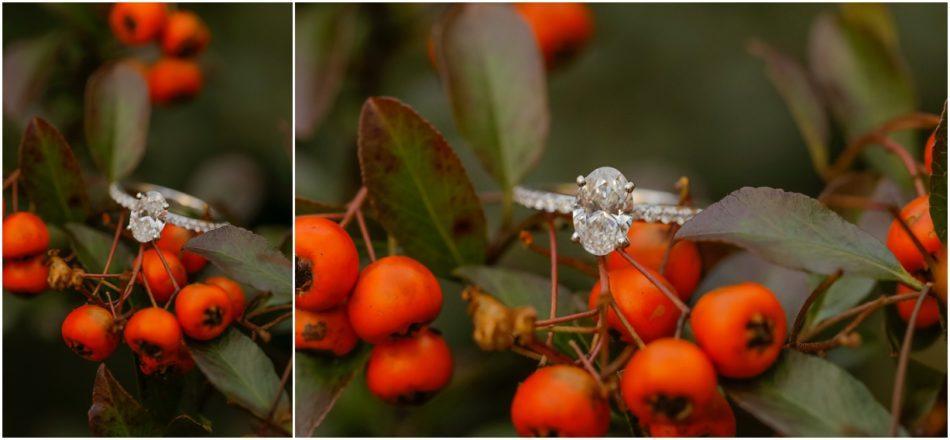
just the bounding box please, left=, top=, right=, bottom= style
left=887, top=205, right=939, bottom=275
left=569, top=339, right=605, bottom=393
left=828, top=112, right=940, bottom=178
left=90, top=212, right=127, bottom=302
left=511, top=345, right=545, bottom=362
left=150, top=241, right=181, bottom=308
left=608, top=299, right=645, bottom=349
left=534, top=309, right=599, bottom=327
left=118, top=244, right=146, bottom=310
left=259, top=311, right=292, bottom=330
left=798, top=292, right=920, bottom=341
left=245, top=303, right=292, bottom=320
left=264, top=359, right=293, bottom=426
left=789, top=269, right=843, bottom=343
left=549, top=325, right=598, bottom=334
left=339, top=186, right=368, bottom=228
left=878, top=136, right=927, bottom=197
left=354, top=208, right=377, bottom=262
left=546, top=219, right=559, bottom=348
left=519, top=229, right=597, bottom=277
left=616, top=247, right=690, bottom=339
left=889, top=284, right=932, bottom=435
left=601, top=345, right=636, bottom=379
left=597, top=258, right=611, bottom=369
left=2, top=169, right=20, bottom=190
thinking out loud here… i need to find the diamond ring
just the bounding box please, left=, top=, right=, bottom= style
left=109, top=182, right=229, bottom=243
left=513, top=167, right=702, bottom=256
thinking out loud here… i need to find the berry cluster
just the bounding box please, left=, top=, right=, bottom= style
left=3, top=212, right=52, bottom=294
left=294, top=215, right=453, bottom=404
left=109, top=3, right=210, bottom=104
left=510, top=222, right=786, bottom=436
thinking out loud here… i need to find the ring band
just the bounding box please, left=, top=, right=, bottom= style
left=513, top=167, right=702, bottom=256
left=109, top=182, right=229, bottom=243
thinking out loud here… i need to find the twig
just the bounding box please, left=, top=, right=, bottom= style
left=888, top=206, right=938, bottom=273
left=535, top=309, right=599, bottom=327
left=546, top=219, right=558, bottom=348
left=790, top=270, right=843, bottom=343
left=597, top=258, right=611, bottom=369
left=829, top=112, right=940, bottom=177
left=798, top=292, right=920, bottom=341
left=2, top=169, right=20, bottom=189
left=890, top=285, right=932, bottom=435
left=259, top=311, right=292, bottom=330
left=354, top=209, right=376, bottom=262
left=878, top=136, right=927, bottom=196
left=519, top=229, right=597, bottom=277
left=609, top=300, right=645, bottom=349
left=601, top=345, right=636, bottom=378
left=149, top=242, right=181, bottom=308
left=339, top=186, right=368, bottom=228
left=118, top=245, right=145, bottom=309
left=522, top=341, right=573, bottom=364
left=265, top=360, right=293, bottom=425
left=550, top=325, right=599, bottom=334
left=91, top=213, right=127, bottom=302
left=616, top=248, right=690, bottom=337
left=569, top=340, right=605, bottom=392
left=245, top=303, right=292, bottom=320
left=511, top=346, right=545, bottom=362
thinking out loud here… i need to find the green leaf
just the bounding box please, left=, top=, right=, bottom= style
left=18, top=117, right=91, bottom=224
left=187, top=329, right=291, bottom=432
left=676, top=187, right=920, bottom=288
left=295, top=5, right=358, bottom=139
left=184, top=225, right=292, bottom=304
left=803, top=274, right=876, bottom=330
left=358, top=96, right=487, bottom=276
left=84, top=62, right=151, bottom=181
left=88, top=364, right=162, bottom=437
left=295, top=346, right=371, bottom=436
left=435, top=4, right=549, bottom=191
left=63, top=223, right=131, bottom=274
left=929, top=102, right=946, bottom=243
left=2, top=34, right=62, bottom=124
left=749, top=40, right=830, bottom=179
left=808, top=6, right=918, bottom=190
left=454, top=265, right=580, bottom=315
left=726, top=350, right=901, bottom=436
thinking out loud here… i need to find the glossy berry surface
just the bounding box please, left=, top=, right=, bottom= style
left=886, top=195, right=942, bottom=273
left=365, top=328, right=453, bottom=405
left=348, top=256, right=443, bottom=343
left=205, top=276, right=246, bottom=320
left=295, top=215, right=360, bottom=312
left=109, top=3, right=168, bottom=45
left=621, top=338, right=717, bottom=424
left=124, top=307, right=182, bottom=361
left=136, top=248, right=187, bottom=304
left=605, top=222, right=702, bottom=300
left=295, top=307, right=359, bottom=356
left=174, top=283, right=233, bottom=340
left=690, top=282, right=787, bottom=378
left=3, top=212, right=50, bottom=259
left=61, top=304, right=119, bottom=362
left=588, top=267, right=680, bottom=343
left=155, top=224, right=208, bottom=274
left=510, top=364, right=610, bottom=437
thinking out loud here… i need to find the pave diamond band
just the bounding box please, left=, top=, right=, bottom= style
left=513, top=167, right=702, bottom=256
left=109, top=182, right=229, bottom=243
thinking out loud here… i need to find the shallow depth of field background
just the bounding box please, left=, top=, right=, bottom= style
left=295, top=3, right=948, bottom=436
left=3, top=4, right=292, bottom=436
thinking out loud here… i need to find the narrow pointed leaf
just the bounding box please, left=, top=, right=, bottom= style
left=295, top=346, right=370, bottom=436
left=18, top=117, right=91, bottom=224
left=358, top=96, right=487, bottom=276
left=676, top=187, right=918, bottom=288
left=88, top=365, right=162, bottom=437
left=930, top=103, right=946, bottom=243
left=84, top=62, right=151, bottom=181
left=726, top=350, right=902, bottom=436
left=188, top=329, right=291, bottom=431
left=435, top=4, right=548, bottom=190
left=184, top=225, right=292, bottom=303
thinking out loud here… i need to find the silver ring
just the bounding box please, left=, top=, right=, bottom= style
left=513, top=167, right=702, bottom=256
left=109, top=182, right=229, bottom=243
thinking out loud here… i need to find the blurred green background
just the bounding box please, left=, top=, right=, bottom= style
left=295, top=3, right=947, bottom=437
left=3, top=3, right=292, bottom=436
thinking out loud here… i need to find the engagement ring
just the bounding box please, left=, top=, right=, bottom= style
left=109, top=182, right=229, bottom=243
left=513, top=167, right=702, bottom=256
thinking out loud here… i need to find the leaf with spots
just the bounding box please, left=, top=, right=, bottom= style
left=187, top=329, right=291, bottom=433
left=84, top=62, right=151, bottom=181
left=358, top=96, right=487, bottom=276
left=88, top=364, right=162, bottom=437
left=18, top=117, right=91, bottom=224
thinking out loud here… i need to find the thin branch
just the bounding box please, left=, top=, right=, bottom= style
left=118, top=245, right=145, bottom=309
left=511, top=346, right=544, bottom=362
left=829, top=112, right=940, bottom=177
left=519, top=230, right=597, bottom=277
left=790, top=270, right=843, bottom=343
left=878, top=136, right=927, bottom=196
left=549, top=325, right=599, bottom=334
left=354, top=209, right=376, bottom=262
left=616, top=247, right=690, bottom=337
left=259, top=311, right=292, bottom=331
left=245, top=303, right=292, bottom=320
left=91, top=213, right=126, bottom=301
left=339, top=186, right=368, bottom=228
left=601, top=345, right=636, bottom=378
left=265, top=360, right=293, bottom=424
left=890, top=285, right=932, bottom=435
left=535, top=309, right=599, bottom=327
left=597, top=258, right=611, bottom=369
left=609, top=300, right=645, bottom=349
left=569, top=340, right=605, bottom=392
left=2, top=169, right=20, bottom=189
left=149, top=242, right=181, bottom=308
left=798, top=292, right=920, bottom=341
left=546, top=219, right=558, bottom=348
left=888, top=206, right=938, bottom=273
left=486, top=212, right=549, bottom=264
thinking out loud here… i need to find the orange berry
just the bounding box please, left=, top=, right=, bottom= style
left=3, top=254, right=49, bottom=294
left=295, top=216, right=359, bottom=312
left=147, top=58, right=203, bottom=105
left=136, top=248, right=187, bottom=304
left=587, top=267, right=680, bottom=343
left=514, top=3, right=593, bottom=68
left=365, top=328, right=453, bottom=404
left=155, top=224, right=208, bottom=274
left=924, top=131, right=936, bottom=174
left=124, top=307, right=182, bottom=361
left=621, top=338, right=718, bottom=424
left=205, top=276, right=246, bottom=320
left=174, top=283, right=233, bottom=340
left=605, top=222, right=702, bottom=300
left=348, top=256, right=443, bottom=344
left=647, top=391, right=736, bottom=437
left=160, top=10, right=210, bottom=57
left=61, top=304, right=119, bottom=361
left=886, top=195, right=942, bottom=273
left=690, top=282, right=786, bottom=378
left=295, top=307, right=359, bottom=356
left=895, top=283, right=942, bottom=329
left=3, top=212, right=50, bottom=258
left=510, top=365, right=610, bottom=436
left=109, top=3, right=168, bottom=45
left=139, top=343, right=194, bottom=375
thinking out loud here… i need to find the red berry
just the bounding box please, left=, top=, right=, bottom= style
left=511, top=365, right=610, bottom=436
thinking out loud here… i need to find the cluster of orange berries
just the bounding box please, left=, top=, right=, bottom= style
left=109, top=3, right=209, bottom=104
left=886, top=131, right=948, bottom=328
left=3, top=212, right=52, bottom=294
left=512, top=223, right=788, bottom=436
left=295, top=216, right=453, bottom=404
